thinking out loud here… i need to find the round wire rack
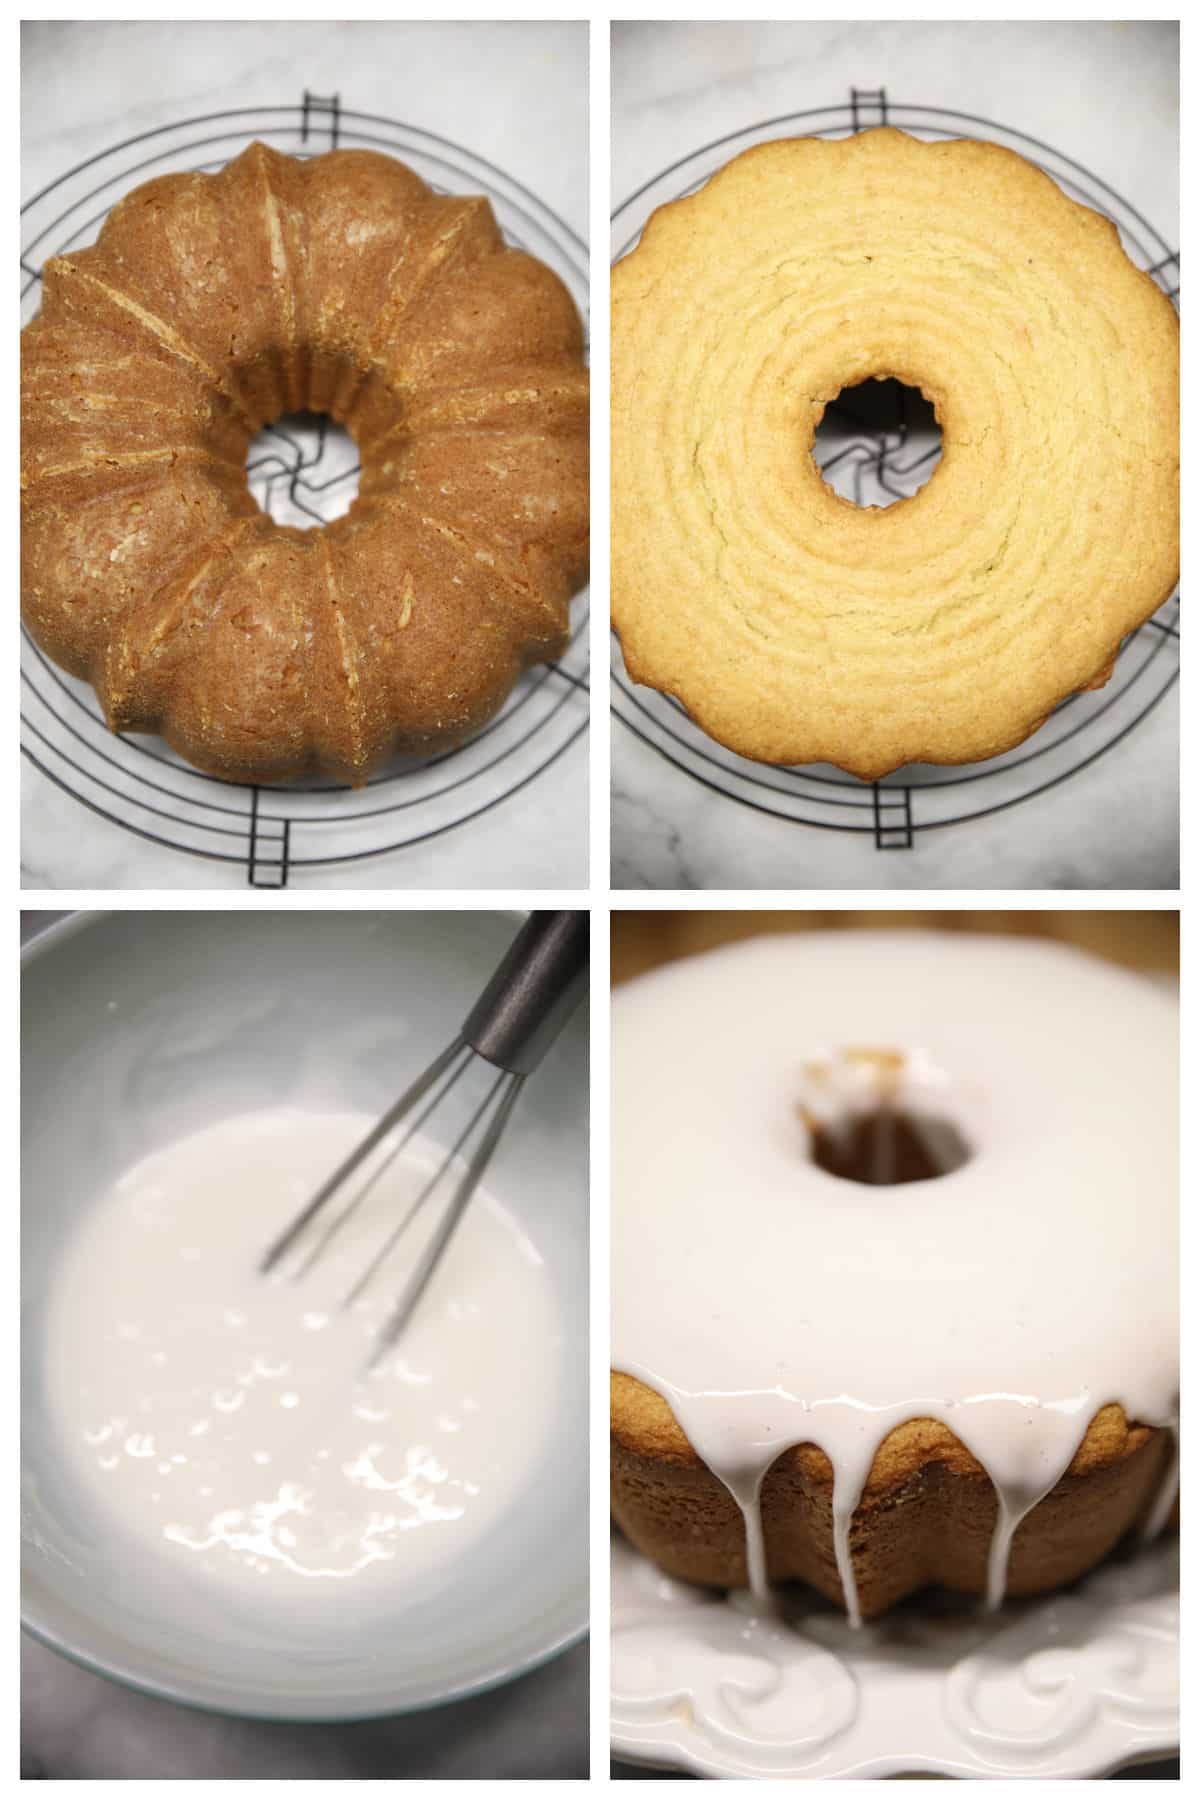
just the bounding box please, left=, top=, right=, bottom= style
left=610, top=92, right=1179, bottom=850
left=22, top=94, right=590, bottom=886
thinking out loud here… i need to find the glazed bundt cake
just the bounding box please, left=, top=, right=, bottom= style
left=612, top=1380, right=1173, bottom=1623
left=611, top=931, right=1179, bottom=1623
left=611, top=128, right=1178, bottom=778
left=22, top=142, right=589, bottom=784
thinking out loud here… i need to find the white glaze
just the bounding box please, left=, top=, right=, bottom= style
left=612, top=932, right=1178, bottom=1624
left=41, top=1107, right=559, bottom=1615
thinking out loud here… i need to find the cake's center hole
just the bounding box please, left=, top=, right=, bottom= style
left=246, top=412, right=360, bottom=529
left=809, top=1108, right=970, bottom=1185
left=801, top=1048, right=971, bottom=1185
left=812, top=377, right=942, bottom=508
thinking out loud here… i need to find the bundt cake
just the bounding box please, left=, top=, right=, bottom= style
left=22, top=141, right=589, bottom=784
left=611, top=931, right=1179, bottom=1623
left=611, top=128, right=1178, bottom=778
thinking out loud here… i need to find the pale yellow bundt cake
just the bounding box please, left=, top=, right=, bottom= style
left=22, top=142, right=589, bottom=784
left=611, top=128, right=1178, bottom=778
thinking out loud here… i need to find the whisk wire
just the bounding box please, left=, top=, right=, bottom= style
left=258, top=1035, right=467, bottom=1277
left=369, top=1071, right=526, bottom=1365
left=346, top=1063, right=508, bottom=1313
left=295, top=1042, right=473, bottom=1280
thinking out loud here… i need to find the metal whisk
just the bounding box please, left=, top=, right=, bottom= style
left=260, top=911, right=588, bottom=1362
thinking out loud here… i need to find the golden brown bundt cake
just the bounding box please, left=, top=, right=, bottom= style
left=612, top=1374, right=1174, bottom=1621
left=22, top=141, right=589, bottom=784
left=611, top=128, right=1177, bottom=777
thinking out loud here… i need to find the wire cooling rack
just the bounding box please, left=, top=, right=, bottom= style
left=22, top=93, right=589, bottom=886
left=610, top=91, right=1179, bottom=850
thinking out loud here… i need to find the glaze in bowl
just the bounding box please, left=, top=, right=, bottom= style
left=21, top=909, right=588, bottom=1719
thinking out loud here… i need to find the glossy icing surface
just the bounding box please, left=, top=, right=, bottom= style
left=41, top=1107, right=560, bottom=1616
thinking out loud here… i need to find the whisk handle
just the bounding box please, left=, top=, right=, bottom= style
left=462, top=911, right=589, bottom=1075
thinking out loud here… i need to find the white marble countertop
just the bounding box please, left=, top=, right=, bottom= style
left=21, top=19, right=589, bottom=893
left=611, top=20, right=1179, bottom=892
